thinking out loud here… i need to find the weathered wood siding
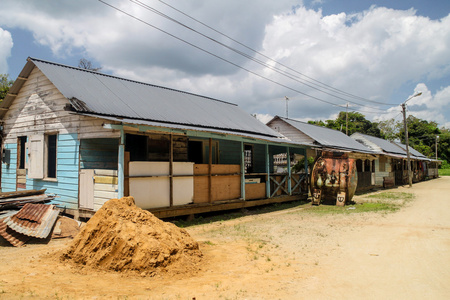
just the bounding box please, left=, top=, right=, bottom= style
left=267, top=119, right=315, bottom=144
left=2, top=66, right=119, bottom=144
left=1, top=66, right=119, bottom=209
left=93, top=169, right=118, bottom=211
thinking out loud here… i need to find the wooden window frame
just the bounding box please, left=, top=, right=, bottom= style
left=44, top=133, right=58, bottom=180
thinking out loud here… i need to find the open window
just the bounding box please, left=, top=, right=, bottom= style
left=28, top=133, right=57, bottom=179
left=46, top=134, right=57, bottom=178
left=17, top=136, right=27, bottom=170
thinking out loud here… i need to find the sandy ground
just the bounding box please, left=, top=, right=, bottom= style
left=0, top=176, right=449, bottom=300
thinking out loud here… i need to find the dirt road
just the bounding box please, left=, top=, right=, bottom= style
left=0, top=177, right=449, bottom=299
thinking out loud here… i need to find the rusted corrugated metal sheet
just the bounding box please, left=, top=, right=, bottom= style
left=0, top=217, right=32, bottom=247
left=3, top=204, right=60, bottom=239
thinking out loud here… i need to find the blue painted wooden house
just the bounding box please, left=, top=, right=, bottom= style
left=0, top=58, right=309, bottom=218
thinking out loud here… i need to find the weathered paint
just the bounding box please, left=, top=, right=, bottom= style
left=118, top=127, right=125, bottom=199
left=28, top=133, right=80, bottom=210
left=1, top=143, right=18, bottom=191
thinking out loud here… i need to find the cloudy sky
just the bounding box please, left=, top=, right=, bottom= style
left=1, top=0, right=449, bottom=128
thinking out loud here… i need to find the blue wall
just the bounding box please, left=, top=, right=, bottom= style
left=1, top=143, right=17, bottom=192
left=2, top=133, right=80, bottom=210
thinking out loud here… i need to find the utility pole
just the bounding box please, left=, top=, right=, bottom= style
left=401, top=103, right=412, bottom=187
left=401, top=92, right=422, bottom=187
left=436, top=135, right=439, bottom=160
left=285, top=96, right=289, bottom=118
left=345, top=102, right=349, bottom=135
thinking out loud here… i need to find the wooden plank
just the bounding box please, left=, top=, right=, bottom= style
left=124, top=151, right=130, bottom=197
left=94, top=169, right=118, bottom=176
left=211, top=175, right=241, bottom=201
left=151, top=195, right=305, bottom=219
left=194, top=164, right=241, bottom=175
left=245, top=183, right=266, bottom=200
left=193, top=176, right=209, bottom=203
left=170, top=134, right=174, bottom=207
left=94, top=183, right=118, bottom=192
left=208, top=138, right=212, bottom=203
left=94, top=190, right=119, bottom=199
left=94, top=176, right=118, bottom=185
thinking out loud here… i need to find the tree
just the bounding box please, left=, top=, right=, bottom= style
left=377, top=118, right=402, bottom=141
left=78, top=58, right=102, bottom=72
left=399, top=116, right=449, bottom=161
left=0, top=74, right=14, bottom=101
left=310, top=111, right=383, bottom=137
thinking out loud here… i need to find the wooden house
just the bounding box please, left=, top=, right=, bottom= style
left=0, top=58, right=309, bottom=219
left=266, top=116, right=378, bottom=191
left=351, top=133, right=439, bottom=186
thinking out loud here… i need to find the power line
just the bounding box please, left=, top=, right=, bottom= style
left=130, top=0, right=391, bottom=109
left=154, top=0, right=394, bottom=107
left=98, top=0, right=390, bottom=114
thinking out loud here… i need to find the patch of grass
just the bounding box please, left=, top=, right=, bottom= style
left=439, top=168, right=450, bottom=176
left=302, top=192, right=415, bottom=215
left=367, top=192, right=414, bottom=201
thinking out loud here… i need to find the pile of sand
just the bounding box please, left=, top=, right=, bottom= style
left=61, top=197, right=202, bottom=276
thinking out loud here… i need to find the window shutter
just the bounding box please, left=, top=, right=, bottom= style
left=28, top=134, right=44, bottom=179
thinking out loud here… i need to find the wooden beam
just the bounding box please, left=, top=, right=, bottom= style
left=208, top=138, right=212, bottom=203
left=169, top=134, right=174, bottom=207
left=118, top=127, right=125, bottom=198
left=150, top=195, right=305, bottom=219
left=240, top=142, right=245, bottom=200
left=287, top=147, right=292, bottom=195
left=265, top=144, right=270, bottom=198
left=102, top=123, right=307, bottom=149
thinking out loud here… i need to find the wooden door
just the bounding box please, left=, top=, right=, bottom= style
left=79, top=169, right=94, bottom=210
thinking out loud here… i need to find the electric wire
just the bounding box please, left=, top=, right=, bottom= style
left=98, top=0, right=390, bottom=114
left=130, top=0, right=390, bottom=109
left=155, top=0, right=393, bottom=106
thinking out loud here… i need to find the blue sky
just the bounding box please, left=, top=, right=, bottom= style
left=1, top=0, right=449, bottom=128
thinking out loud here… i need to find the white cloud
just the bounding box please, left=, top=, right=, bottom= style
left=0, top=1, right=449, bottom=127
left=0, top=27, right=13, bottom=74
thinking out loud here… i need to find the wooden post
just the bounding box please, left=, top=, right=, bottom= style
left=287, top=147, right=292, bottom=195
left=118, top=126, right=125, bottom=199
left=304, top=148, right=308, bottom=194
left=124, top=151, right=130, bottom=196
left=169, top=134, right=174, bottom=207
left=208, top=138, right=213, bottom=203
left=240, top=142, right=245, bottom=200
left=265, top=144, right=270, bottom=198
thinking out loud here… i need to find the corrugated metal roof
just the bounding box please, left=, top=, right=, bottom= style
left=351, top=133, right=406, bottom=156
left=351, top=133, right=430, bottom=160
left=97, top=115, right=309, bottom=148
left=29, top=58, right=281, bottom=139
left=393, top=142, right=430, bottom=160
left=3, top=203, right=59, bottom=239
left=277, top=117, right=374, bottom=153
